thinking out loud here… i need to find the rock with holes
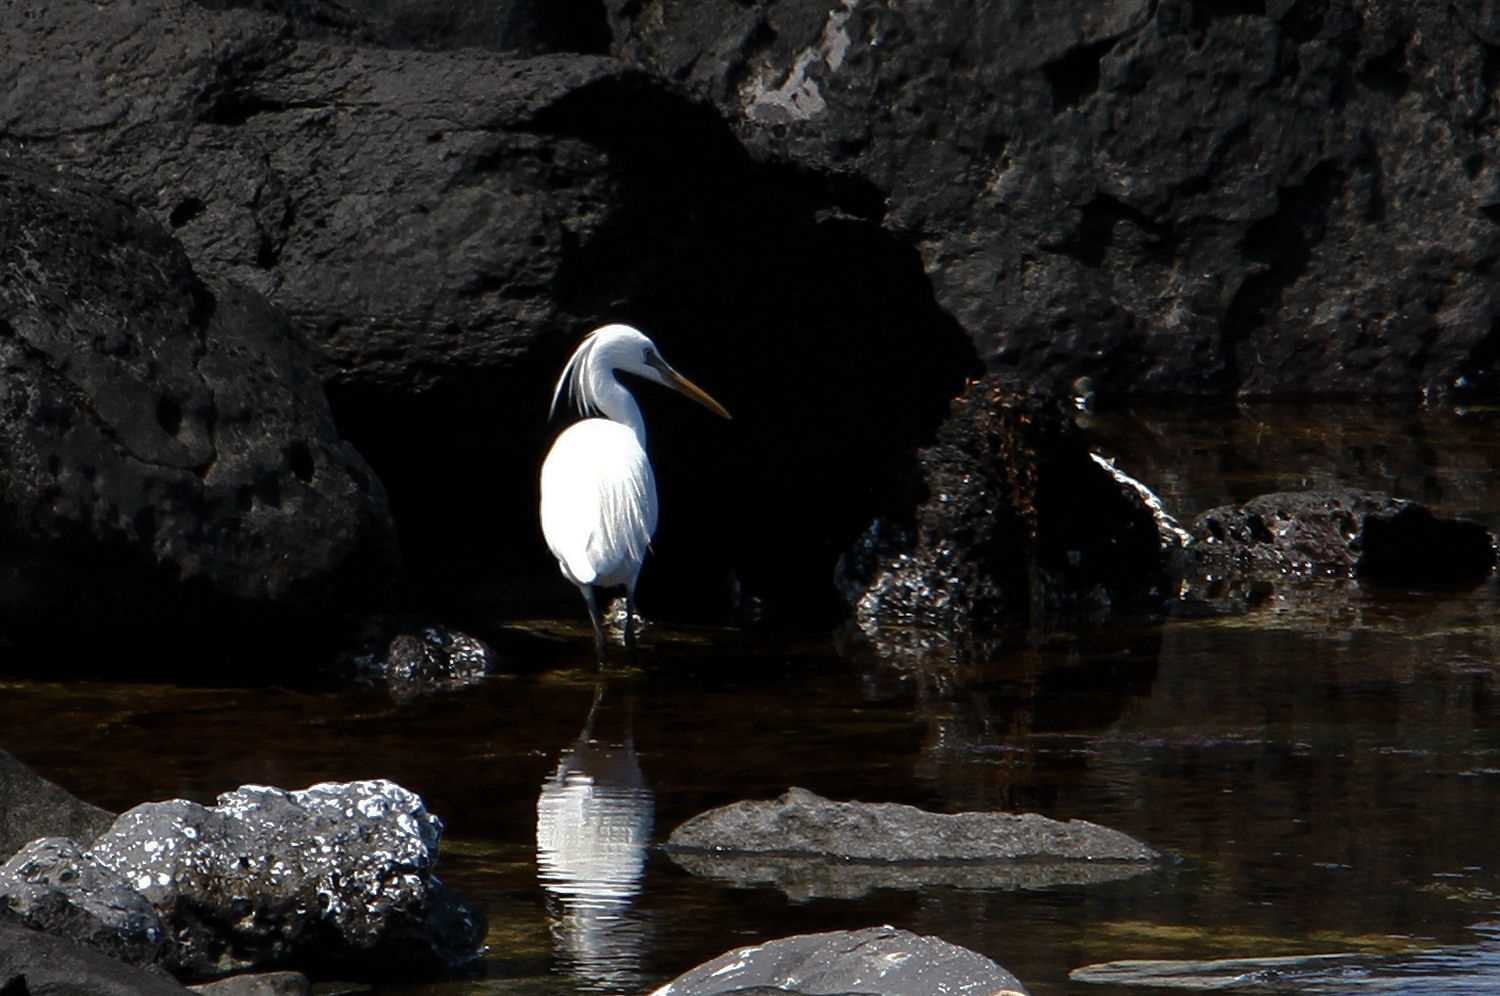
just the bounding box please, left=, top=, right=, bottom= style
left=1182, top=488, right=1497, bottom=595
left=0, top=161, right=398, bottom=639
left=339, top=621, right=495, bottom=698
left=649, top=925, right=1030, bottom=996
left=0, top=837, right=166, bottom=967
left=608, top=0, right=1500, bottom=402
left=0, top=0, right=973, bottom=619
left=835, top=377, right=1168, bottom=651
left=83, top=779, right=483, bottom=979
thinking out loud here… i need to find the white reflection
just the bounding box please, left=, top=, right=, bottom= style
left=535, top=683, right=654, bottom=993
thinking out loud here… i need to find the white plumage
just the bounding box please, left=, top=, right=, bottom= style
left=540, top=324, right=729, bottom=663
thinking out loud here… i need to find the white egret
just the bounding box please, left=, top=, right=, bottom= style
left=540, top=324, right=730, bottom=664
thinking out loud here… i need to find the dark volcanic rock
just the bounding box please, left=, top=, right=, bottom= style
left=609, top=0, right=1500, bottom=403
left=0, top=920, right=193, bottom=996
left=837, top=378, right=1169, bottom=643
left=0, top=162, right=398, bottom=637
left=650, top=925, right=1029, bottom=996
left=0, top=751, right=114, bottom=861
left=85, top=780, right=483, bottom=980
left=1185, top=489, right=1497, bottom=590
left=0, top=838, right=165, bottom=967
left=665, top=787, right=1161, bottom=863
left=340, top=621, right=495, bottom=698
left=1, top=1, right=975, bottom=618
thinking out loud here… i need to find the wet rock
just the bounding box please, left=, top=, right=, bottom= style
left=649, top=925, right=1029, bottom=996
left=666, top=787, right=1161, bottom=865
left=836, top=379, right=1169, bottom=647
left=187, top=971, right=309, bottom=996
left=610, top=1, right=1500, bottom=403
left=0, top=751, right=114, bottom=861
left=666, top=849, right=1159, bottom=903
left=0, top=838, right=165, bottom=967
left=341, top=622, right=494, bottom=697
left=1, top=0, right=974, bottom=619
left=0, top=162, right=398, bottom=639
left=1183, top=489, right=1497, bottom=595
left=85, top=780, right=483, bottom=979
left=0, top=920, right=194, bottom=996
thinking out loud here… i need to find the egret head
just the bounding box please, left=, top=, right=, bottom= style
left=551, top=324, right=731, bottom=421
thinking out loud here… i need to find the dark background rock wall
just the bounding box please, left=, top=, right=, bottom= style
left=4, top=0, right=1496, bottom=629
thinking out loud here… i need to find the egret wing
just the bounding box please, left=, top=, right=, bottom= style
left=540, top=419, right=658, bottom=589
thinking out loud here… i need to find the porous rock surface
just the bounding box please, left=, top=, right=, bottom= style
left=0, top=837, right=165, bottom=967
left=0, top=162, right=397, bottom=633
left=610, top=0, right=1500, bottom=402
left=1184, top=488, right=1497, bottom=588
left=649, top=925, right=1029, bottom=996
left=58, top=779, right=483, bottom=979
left=837, top=378, right=1170, bottom=642
left=665, top=786, right=1161, bottom=864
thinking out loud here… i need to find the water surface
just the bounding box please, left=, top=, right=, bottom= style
left=4, top=404, right=1500, bottom=995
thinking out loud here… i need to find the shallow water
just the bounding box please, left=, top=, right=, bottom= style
left=5, top=404, right=1500, bottom=995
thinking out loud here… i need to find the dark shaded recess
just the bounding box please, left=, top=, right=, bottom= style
left=1220, top=159, right=1342, bottom=390
left=1192, top=0, right=1268, bottom=32
left=1072, top=192, right=1168, bottom=268
left=168, top=197, right=205, bottom=229
left=1358, top=506, right=1497, bottom=585
left=331, top=79, right=979, bottom=626
left=1454, top=318, right=1500, bottom=396
left=1356, top=42, right=1410, bottom=100
left=1043, top=37, right=1114, bottom=113
left=192, top=0, right=611, bottom=54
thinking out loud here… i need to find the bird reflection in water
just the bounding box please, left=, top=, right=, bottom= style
left=535, top=683, right=655, bottom=993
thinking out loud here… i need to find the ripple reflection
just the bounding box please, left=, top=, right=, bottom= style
left=535, top=682, right=655, bottom=993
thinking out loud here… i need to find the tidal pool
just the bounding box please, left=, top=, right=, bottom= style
left=3, top=404, right=1500, bottom=995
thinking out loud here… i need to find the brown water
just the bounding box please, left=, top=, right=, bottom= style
left=4, top=404, right=1500, bottom=995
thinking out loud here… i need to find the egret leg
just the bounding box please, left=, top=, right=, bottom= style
left=623, top=589, right=638, bottom=655
left=581, top=585, right=608, bottom=666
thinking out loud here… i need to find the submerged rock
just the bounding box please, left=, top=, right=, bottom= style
left=0, top=750, right=114, bottom=861
left=837, top=379, right=1169, bottom=647
left=0, top=838, right=165, bottom=967
left=186, top=971, right=310, bottom=996
left=78, top=780, right=483, bottom=980
left=665, top=787, right=1161, bottom=865
left=649, top=925, right=1029, bottom=996
left=1183, top=489, right=1497, bottom=597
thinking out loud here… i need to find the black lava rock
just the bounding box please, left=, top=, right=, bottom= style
left=837, top=378, right=1169, bottom=645
left=1185, top=488, right=1497, bottom=589
left=0, top=920, right=193, bottom=996
left=0, top=751, right=114, bottom=863
left=609, top=0, right=1500, bottom=403
left=83, top=780, right=484, bottom=980
left=650, top=925, right=1029, bottom=996
left=0, top=162, right=399, bottom=641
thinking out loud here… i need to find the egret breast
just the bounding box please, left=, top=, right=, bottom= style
left=540, top=418, right=659, bottom=590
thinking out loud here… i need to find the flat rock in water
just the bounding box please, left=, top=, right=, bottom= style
left=666, top=849, right=1158, bottom=902
left=650, top=925, right=1028, bottom=996
left=188, top=971, right=310, bottom=996
left=1184, top=489, right=1496, bottom=591
left=0, top=750, right=114, bottom=861
left=665, top=787, right=1161, bottom=864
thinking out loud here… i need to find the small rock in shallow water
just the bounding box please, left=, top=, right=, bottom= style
left=188, top=971, right=310, bottom=996
left=649, top=925, right=1029, bottom=996
left=665, top=787, right=1161, bottom=864
left=342, top=621, right=494, bottom=696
